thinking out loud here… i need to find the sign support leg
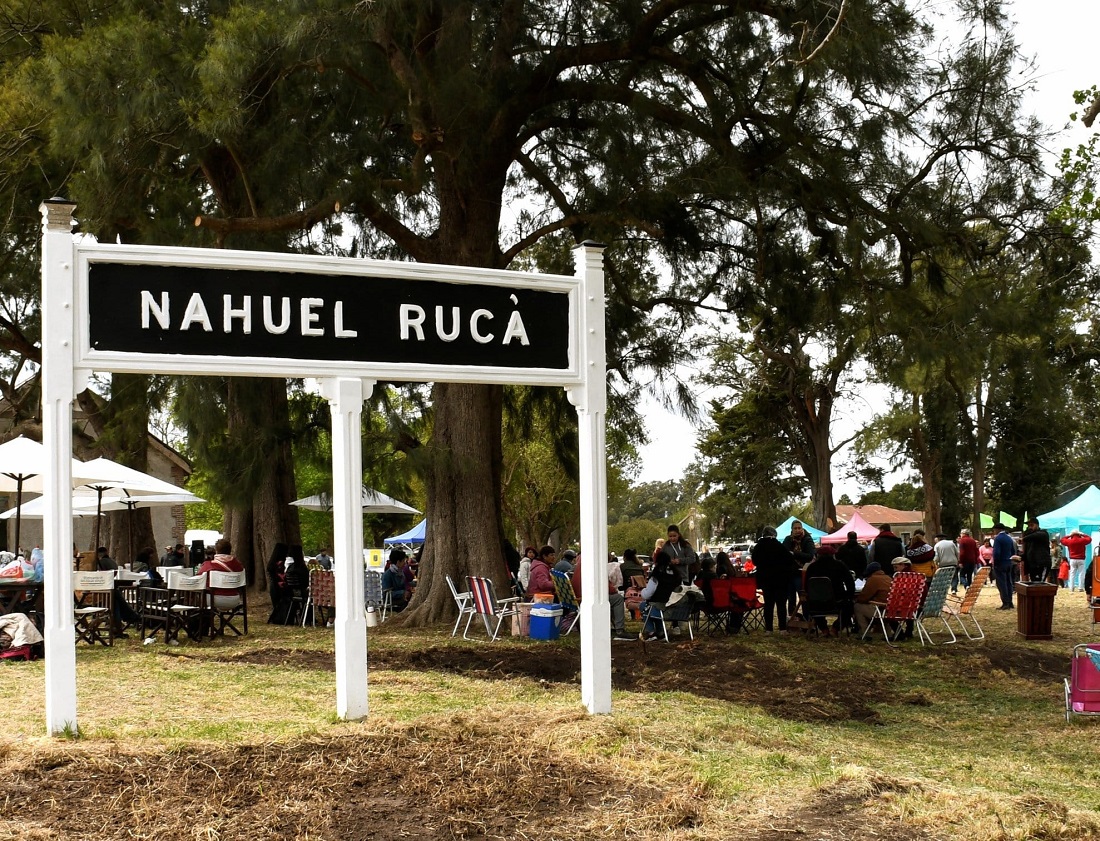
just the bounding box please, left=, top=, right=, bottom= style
left=322, top=376, right=373, bottom=720
left=40, top=199, right=80, bottom=736
left=570, top=242, right=611, bottom=715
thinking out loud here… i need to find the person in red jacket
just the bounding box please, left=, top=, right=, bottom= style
left=1061, top=529, right=1093, bottom=592
left=199, top=538, right=245, bottom=609
left=957, top=528, right=980, bottom=593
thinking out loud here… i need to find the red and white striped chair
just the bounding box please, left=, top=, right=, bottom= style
left=860, top=571, right=926, bottom=647
left=463, top=575, right=520, bottom=641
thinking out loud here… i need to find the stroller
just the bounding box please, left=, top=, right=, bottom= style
left=1065, top=644, right=1100, bottom=722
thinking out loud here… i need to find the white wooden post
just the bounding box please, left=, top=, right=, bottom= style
left=321, top=376, right=372, bottom=719
left=40, top=198, right=80, bottom=735
left=569, top=242, right=611, bottom=714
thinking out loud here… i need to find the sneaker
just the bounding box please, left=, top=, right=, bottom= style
left=612, top=632, right=634, bottom=641
left=639, top=631, right=659, bottom=642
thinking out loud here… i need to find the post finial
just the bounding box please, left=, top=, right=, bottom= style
left=40, top=197, right=77, bottom=232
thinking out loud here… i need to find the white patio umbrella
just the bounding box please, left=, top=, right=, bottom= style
left=0, top=436, right=94, bottom=555
left=291, top=486, right=420, bottom=515
left=1, top=488, right=205, bottom=561
left=74, top=457, right=197, bottom=549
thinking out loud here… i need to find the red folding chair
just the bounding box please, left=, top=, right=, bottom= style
left=728, top=576, right=764, bottom=632
left=698, top=578, right=733, bottom=635
left=860, top=571, right=925, bottom=647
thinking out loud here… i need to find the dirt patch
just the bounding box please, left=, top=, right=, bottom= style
left=202, top=640, right=891, bottom=724
left=741, top=778, right=943, bottom=841
left=0, top=727, right=942, bottom=841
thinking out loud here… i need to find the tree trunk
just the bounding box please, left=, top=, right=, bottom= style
left=399, top=382, right=507, bottom=625
left=224, top=377, right=301, bottom=592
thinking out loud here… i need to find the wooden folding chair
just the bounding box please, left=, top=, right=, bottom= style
left=942, top=565, right=989, bottom=640
left=463, top=575, right=519, bottom=641
left=166, top=572, right=209, bottom=644
left=207, top=570, right=248, bottom=636
left=73, top=570, right=115, bottom=646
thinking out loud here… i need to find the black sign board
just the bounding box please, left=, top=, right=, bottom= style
left=87, top=263, right=571, bottom=370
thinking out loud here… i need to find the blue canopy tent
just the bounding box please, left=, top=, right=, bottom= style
left=384, top=519, right=426, bottom=546
left=1038, top=486, right=1100, bottom=561
left=775, top=516, right=827, bottom=542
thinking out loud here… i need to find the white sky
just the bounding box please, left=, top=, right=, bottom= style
left=635, top=0, right=1098, bottom=493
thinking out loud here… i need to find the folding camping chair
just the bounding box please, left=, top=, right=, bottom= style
left=303, top=569, right=336, bottom=627
left=550, top=569, right=580, bottom=635
left=913, top=566, right=957, bottom=646
left=728, top=576, right=764, bottom=632
left=1090, top=575, right=1100, bottom=634
left=445, top=574, right=476, bottom=638
left=1065, top=643, right=1100, bottom=722
left=942, top=565, right=989, bottom=640
left=860, top=571, right=926, bottom=647
left=463, top=576, right=520, bottom=641
left=698, top=578, right=733, bottom=635
left=798, top=576, right=844, bottom=636
left=364, top=570, right=389, bottom=624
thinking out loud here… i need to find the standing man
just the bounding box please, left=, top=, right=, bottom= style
left=783, top=520, right=816, bottom=614
left=835, top=531, right=868, bottom=578
left=751, top=527, right=798, bottom=632
left=868, top=524, right=904, bottom=569
left=957, top=528, right=980, bottom=593
left=992, top=522, right=1017, bottom=609
left=1021, top=518, right=1052, bottom=584
left=933, top=532, right=960, bottom=580
left=1061, top=529, right=1092, bottom=592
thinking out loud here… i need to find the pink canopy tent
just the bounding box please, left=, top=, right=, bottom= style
left=820, top=512, right=881, bottom=544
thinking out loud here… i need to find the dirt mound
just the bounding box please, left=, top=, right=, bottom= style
left=205, top=639, right=893, bottom=724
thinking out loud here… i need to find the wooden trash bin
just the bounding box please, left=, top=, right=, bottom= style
left=1015, top=582, right=1057, bottom=640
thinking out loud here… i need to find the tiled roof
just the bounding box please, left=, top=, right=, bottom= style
left=835, top=504, right=924, bottom=527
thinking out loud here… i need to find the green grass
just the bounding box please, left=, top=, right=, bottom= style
left=2, top=587, right=1099, bottom=839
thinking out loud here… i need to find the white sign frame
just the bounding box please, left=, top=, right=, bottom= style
left=38, top=199, right=612, bottom=736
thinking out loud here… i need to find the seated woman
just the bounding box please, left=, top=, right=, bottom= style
left=526, top=546, right=557, bottom=600
left=638, top=551, right=679, bottom=641
left=199, top=538, right=245, bottom=609
left=381, top=550, right=409, bottom=610
left=131, top=545, right=157, bottom=573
